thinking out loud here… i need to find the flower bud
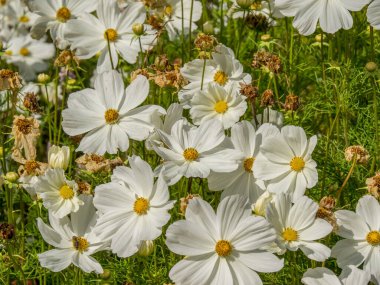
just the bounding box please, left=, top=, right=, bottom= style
left=365, top=62, right=378, bottom=73
left=236, top=0, right=254, bottom=9
left=100, top=269, right=111, bottom=280
left=48, top=145, right=70, bottom=170
left=37, top=73, right=50, bottom=84
left=203, top=21, right=214, bottom=34
left=137, top=240, right=154, bottom=256
left=5, top=172, right=19, bottom=183
left=261, top=34, right=271, bottom=42
left=252, top=191, right=274, bottom=216
left=132, top=23, right=145, bottom=36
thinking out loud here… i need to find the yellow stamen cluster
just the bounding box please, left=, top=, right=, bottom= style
left=214, top=101, right=228, bottom=114
left=19, top=15, right=30, bottom=23
left=366, top=230, right=380, bottom=246
left=243, top=157, right=255, bottom=172
left=215, top=240, right=232, bottom=257
left=72, top=236, right=89, bottom=253
left=104, top=109, right=119, bottom=124
left=164, top=5, right=173, bottom=16
left=59, top=185, right=75, bottom=199
left=19, top=47, right=30, bottom=57
left=213, top=70, right=228, bottom=86
left=282, top=227, right=298, bottom=242
left=104, top=28, right=118, bottom=42
left=183, top=148, right=199, bottom=161
left=56, top=7, right=71, bottom=23
left=290, top=156, right=305, bottom=172
left=134, top=197, right=150, bottom=215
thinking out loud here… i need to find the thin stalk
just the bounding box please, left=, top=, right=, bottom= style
left=236, top=10, right=246, bottom=58
left=106, top=36, right=115, bottom=70
left=200, top=58, right=207, bottom=90
left=321, top=32, right=326, bottom=81
left=336, top=156, right=357, bottom=202
left=189, top=0, right=195, bottom=58
left=181, top=0, right=185, bottom=63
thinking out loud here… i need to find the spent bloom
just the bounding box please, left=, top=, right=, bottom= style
left=37, top=195, right=107, bottom=273
left=166, top=195, right=284, bottom=284
left=366, top=172, right=380, bottom=199
left=344, top=145, right=370, bottom=165
left=62, top=70, right=165, bottom=154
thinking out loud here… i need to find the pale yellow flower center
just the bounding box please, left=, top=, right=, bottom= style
left=56, top=7, right=71, bottom=23
left=183, top=148, right=199, bottom=161
left=59, top=185, right=74, bottom=199
left=104, top=28, right=118, bottom=42
left=104, top=109, right=119, bottom=124
left=215, top=240, right=232, bottom=257
left=366, top=230, right=380, bottom=246
left=214, top=100, right=228, bottom=113
left=243, top=157, right=255, bottom=172
left=19, top=15, right=30, bottom=23
left=19, top=47, right=30, bottom=57
left=214, top=70, right=228, bottom=86
left=134, top=197, right=150, bottom=215
left=282, top=227, right=298, bottom=241
left=164, top=5, right=173, bottom=16
left=4, top=50, right=12, bottom=56
left=290, top=156, right=305, bottom=172
left=72, top=236, right=89, bottom=253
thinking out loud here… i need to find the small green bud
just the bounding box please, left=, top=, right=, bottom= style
left=365, top=62, right=378, bottom=73
left=5, top=172, right=19, bottom=183
left=132, top=23, right=145, bottom=36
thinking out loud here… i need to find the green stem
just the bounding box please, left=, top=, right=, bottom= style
left=336, top=157, right=357, bottom=202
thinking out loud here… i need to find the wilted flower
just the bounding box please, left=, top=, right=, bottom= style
left=317, top=196, right=337, bottom=231
left=179, top=194, right=200, bottom=215
left=261, top=89, right=275, bottom=107
left=252, top=50, right=282, bottom=74
left=0, top=223, right=15, bottom=240
left=284, top=93, right=300, bottom=111
left=48, top=145, right=70, bottom=170
left=194, top=33, right=218, bottom=53
left=0, top=69, right=22, bottom=91
left=54, top=50, right=79, bottom=67
left=75, top=154, right=123, bottom=173
left=22, top=92, right=40, bottom=113
left=76, top=180, right=92, bottom=195
left=366, top=172, right=380, bottom=199
left=344, top=145, right=370, bottom=165
left=240, top=83, right=259, bottom=101
left=246, top=14, right=271, bottom=32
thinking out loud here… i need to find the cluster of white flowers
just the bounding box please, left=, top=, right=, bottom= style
left=1, top=0, right=379, bottom=284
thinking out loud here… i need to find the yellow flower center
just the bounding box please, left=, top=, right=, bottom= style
left=19, top=15, right=30, bottom=23
left=104, top=28, right=118, bottom=42
left=183, top=148, right=199, bottom=161
left=4, top=50, right=12, bottom=56
left=59, top=185, right=74, bottom=200
left=215, top=240, right=232, bottom=257
left=164, top=5, right=173, bottom=16
left=104, top=109, right=119, bottom=124
left=213, top=70, right=228, bottom=86
left=19, top=47, right=30, bottom=57
left=214, top=100, right=228, bottom=114
left=56, top=7, right=71, bottom=23
left=366, top=231, right=380, bottom=246
left=290, top=156, right=305, bottom=172
left=72, top=236, right=89, bottom=253
left=0, top=0, right=6, bottom=6
left=134, top=197, right=150, bottom=215
left=243, top=157, right=255, bottom=172
left=282, top=227, right=298, bottom=242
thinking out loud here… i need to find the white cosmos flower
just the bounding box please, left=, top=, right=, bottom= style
left=4, top=35, right=55, bottom=80
left=276, top=0, right=370, bottom=36
left=163, top=0, right=202, bottom=40
left=48, top=145, right=70, bottom=170
left=331, top=195, right=380, bottom=282
left=146, top=103, right=184, bottom=150
left=35, top=168, right=83, bottom=218
left=62, top=70, right=165, bottom=155
left=208, top=121, right=280, bottom=203
left=166, top=195, right=284, bottom=285
left=302, top=266, right=371, bottom=285
left=266, top=194, right=332, bottom=261
left=29, top=0, right=97, bottom=49
left=367, top=0, right=380, bottom=29
left=154, top=119, right=241, bottom=186
left=190, top=83, right=247, bottom=129
left=179, top=44, right=252, bottom=107
left=37, top=195, right=107, bottom=273
left=65, top=0, right=156, bottom=73
left=5, top=0, right=38, bottom=32
left=93, top=155, right=175, bottom=258
left=253, top=125, right=318, bottom=202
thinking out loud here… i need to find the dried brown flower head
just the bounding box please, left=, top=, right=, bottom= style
left=0, top=223, right=15, bottom=240
left=252, top=51, right=282, bottom=74
left=131, top=68, right=151, bottom=81
left=147, top=14, right=164, bottom=31
left=284, top=93, right=300, bottom=111
left=54, top=50, right=79, bottom=67
left=319, top=196, right=336, bottom=211
left=179, top=194, right=200, bottom=215
left=154, top=55, right=170, bottom=71
left=366, top=172, right=380, bottom=199
left=23, top=92, right=40, bottom=113
left=240, top=83, right=259, bottom=101
left=246, top=14, right=271, bottom=32
left=344, top=145, right=370, bottom=165
left=260, top=89, right=275, bottom=107
left=76, top=154, right=123, bottom=173
left=11, top=115, right=40, bottom=161
left=194, top=33, right=218, bottom=53
left=0, top=69, right=22, bottom=91
left=316, top=206, right=338, bottom=231
left=76, top=180, right=93, bottom=195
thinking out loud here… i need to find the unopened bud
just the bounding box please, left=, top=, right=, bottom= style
left=37, top=73, right=50, bottom=84
left=365, top=62, right=378, bottom=73
left=132, top=23, right=145, bottom=36
left=137, top=240, right=154, bottom=256
left=5, top=172, right=19, bottom=183
left=236, top=0, right=254, bottom=9
left=261, top=34, right=271, bottom=42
